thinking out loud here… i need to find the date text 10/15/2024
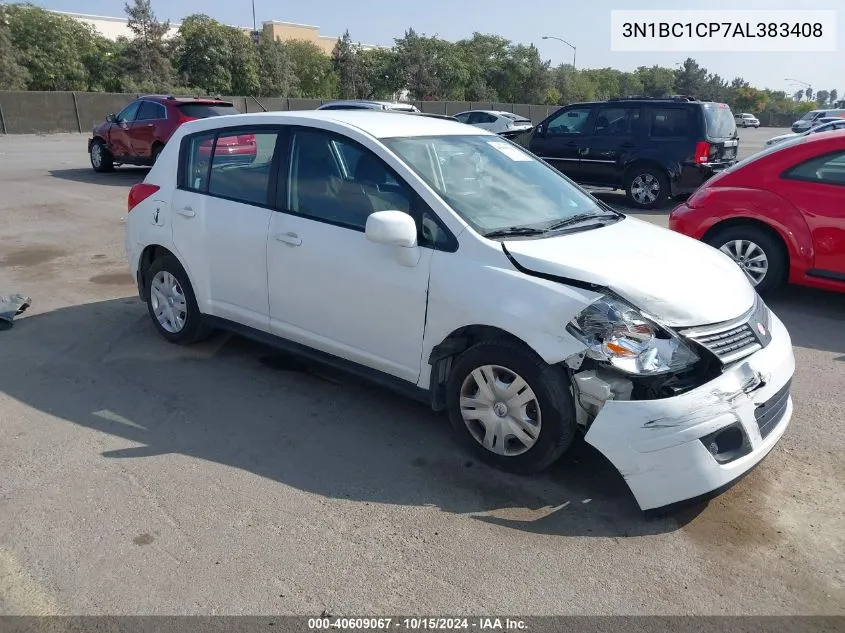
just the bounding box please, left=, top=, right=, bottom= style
left=307, top=617, right=527, bottom=631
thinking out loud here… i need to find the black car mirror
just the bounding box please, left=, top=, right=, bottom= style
left=106, top=114, right=117, bottom=123
left=535, top=124, right=545, bottom=137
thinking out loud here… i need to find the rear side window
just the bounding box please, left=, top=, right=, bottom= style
left=702, top=104, right=737, bottom=139
left=594, top=107, right=640, bottom=135
left=180, top=128, right=279, bottom=206
left=650, top=108, right=691, bottom=138
left=783, top=151, right=845, bottom=186
left=176, top=103, right=240, bottom=118
left=137, top=101, right=166, bottom=121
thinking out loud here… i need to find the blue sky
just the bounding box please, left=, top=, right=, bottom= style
left=38, top=0, right=843, bottom=96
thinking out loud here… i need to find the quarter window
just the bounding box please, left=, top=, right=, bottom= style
left=650, top=108, right=690, bottom=138
left=783, top=151, right=845, bottom=186
left=183, top=132, right=216, bottom=192
left=287, top=129, right=413, bottom=230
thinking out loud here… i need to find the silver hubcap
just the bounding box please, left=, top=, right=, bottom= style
left=720, top=239, right=769, bottom=286
left=630, top=173, right=660, bottom=204
left=150, top=271, right=188, bottom=333
left=91, top=144, right=102, bottom=168
left=459, top=365, right=541, bottom=457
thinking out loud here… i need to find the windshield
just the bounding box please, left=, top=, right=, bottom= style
left=177, top=103, right=239, bottom=118
left=382, top=134, right=610, bottom=234
left=702, top=103, right=736, bottom=139
left=799, top=110, right=821, bottom=121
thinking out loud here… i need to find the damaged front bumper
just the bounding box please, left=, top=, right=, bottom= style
left=583, top=311, right=795, bottom=511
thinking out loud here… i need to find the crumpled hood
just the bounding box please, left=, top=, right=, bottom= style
left=504, top=216, right=756, bottom=327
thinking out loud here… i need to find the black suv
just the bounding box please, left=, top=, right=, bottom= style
left=520, top=96, right=739, bottom=209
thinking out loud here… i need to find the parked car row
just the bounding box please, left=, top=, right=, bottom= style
left=124, top=108, right=797, bottom=513
left=766, top=117, right=845, bottom=146
left=790, top=108, right=845, bottom=133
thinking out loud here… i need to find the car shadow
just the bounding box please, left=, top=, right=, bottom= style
left=0, top=298, right=717, bottom=539
left=48, top=167, right=149, bottom=187
left=591, top=190, right=678, bottom=214
left=766, top=285, right=845, bottom=359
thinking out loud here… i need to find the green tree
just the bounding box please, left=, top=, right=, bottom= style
left=225, top=26, right=259, bottom=96
left=359, top=47, right=402, bottom=99
left=793, top=90, right=804, bottom=101
left=0, top=5, right=29, bottom=90
left=6, top=4, right=100, bottom=90
left=804, top=87, right=813, bottom=101
left=815, top=90, right=830, bottom=106
left=635, top=65, right=675, bottom=97
left=331, top=30, right=369, bottom=99
left=501, top=43, right=550, bottom=103
left=543, top=86, right=561, bottom=105
left=285, top=39, right=338, bottom=98
left=256, top=37, right=296, bottom=97
left=673, top=58, right=706, bottom=96
left=454, top=33, right=510, bottom=101
left=829, top=89, right=838, bottom=106
left=733, top=87, right=767, bottom=113
left=122, top=0, right=172, bottom=89
left=174, top=15, right=232, bottom=94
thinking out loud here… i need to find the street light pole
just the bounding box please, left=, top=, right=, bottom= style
left=542, top=35, right=576, bottom=70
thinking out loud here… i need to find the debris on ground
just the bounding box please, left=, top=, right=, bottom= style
left=0, top=294, right=31, bottom=330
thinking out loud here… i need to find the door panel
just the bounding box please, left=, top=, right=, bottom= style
left=779, top=151, right=845, bottom=275
left=267, top=127, right=431, bottom=381
left=529, top=106, right=594, bottom=181
left=171, top=129, right=279, bottom=331
left=579, top=106, right=642, bottom=186
left=108, top=101, right=141, bottom=157
left=129, top=101, right=164, bottom=158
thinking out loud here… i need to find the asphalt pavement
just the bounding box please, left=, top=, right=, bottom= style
left=0, top=127, right=843, bottom=616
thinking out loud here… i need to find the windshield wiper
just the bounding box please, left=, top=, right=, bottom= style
left=483, top=226, right=548, bottom=238
left=544, top=211, right=618, bottom=231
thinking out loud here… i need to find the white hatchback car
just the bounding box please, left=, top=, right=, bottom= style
left=125, top=110, right=795, bottom=512
left=453, top=110, right=534, bottom=136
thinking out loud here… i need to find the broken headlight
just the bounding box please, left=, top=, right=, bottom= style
left=566, top=295, right=699, bottom=375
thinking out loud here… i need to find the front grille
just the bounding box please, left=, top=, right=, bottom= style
left=755, top=379, right=792, bottom=439
left=679, top=296, right=771, bottom=365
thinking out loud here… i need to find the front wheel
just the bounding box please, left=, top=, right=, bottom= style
left=705, top=226, right=787, bottom=294
left=445, top=339, right=577, bottom=474
left=90, top=139, right=114, bottom=173
left=625, top=166, right=669, bottom=210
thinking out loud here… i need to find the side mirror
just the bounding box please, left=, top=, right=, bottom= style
left=365, top=210, right=420, bottom=266
left=106, top=114, right=116, bottom=123
left=535, top=124, right=545, bottom=137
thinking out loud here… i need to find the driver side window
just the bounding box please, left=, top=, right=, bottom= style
left=546, top=107, right=592, bottom=136
left=117, top=101, right=141, bottom=123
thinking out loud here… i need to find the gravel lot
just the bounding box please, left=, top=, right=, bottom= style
left=0, top=127, right=843, bottom=616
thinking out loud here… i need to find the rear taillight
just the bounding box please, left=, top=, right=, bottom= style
left=694, top=141, right=711, bottom=164
left=237, top=134, right=256, bottom=145
left=128, top=183, right=160, bottom=213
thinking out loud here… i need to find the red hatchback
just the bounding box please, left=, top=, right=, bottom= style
left=88, top=95, right=256, bottom=172
left=669, top=130, right=845, bottom=294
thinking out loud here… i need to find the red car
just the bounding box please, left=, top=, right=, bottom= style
left=88, top=95, right=256, bottom=172
left=669, top=130, right=845, bottom=294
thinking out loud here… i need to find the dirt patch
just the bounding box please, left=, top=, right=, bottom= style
left=89, top=272, right=134, bottom=285
left=0, top=245, right=66, bottom=268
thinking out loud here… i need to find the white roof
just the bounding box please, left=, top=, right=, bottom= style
left=177, top=110, right=491, bottom=139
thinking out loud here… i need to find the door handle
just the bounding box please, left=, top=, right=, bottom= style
left=146, top=123, right=154, bottom=128
left=176, top=206, right=195, bottom=218
left=274, top=232, right=302, bottom=246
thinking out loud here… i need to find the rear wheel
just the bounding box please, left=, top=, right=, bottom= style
left=144, top=255, right=213, bottom=344
left=705, top=225, right=787, bottom=294
left=625, top=166, right=669, bottom=210
left=445, top=339, right=577, bottom=474
left=90, top=139, right=114, bottom=173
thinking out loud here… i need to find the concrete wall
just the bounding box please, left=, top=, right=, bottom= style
left=0, top=92, right=561, bottom=135
left=0, top=91, right=796, bottom=134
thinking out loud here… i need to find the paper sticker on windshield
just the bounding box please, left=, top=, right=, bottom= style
left=487, top=140, right=532, bottom=161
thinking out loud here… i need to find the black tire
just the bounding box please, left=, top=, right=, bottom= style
left=624, top=165, right=669, bottom=210
left=90, top=139, right=114, bottom=173
left=445, top=339, right=577, bottom=474
left=144, top=254, right=213, bottom=345
left=704, top=225, right=787, bottom=295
